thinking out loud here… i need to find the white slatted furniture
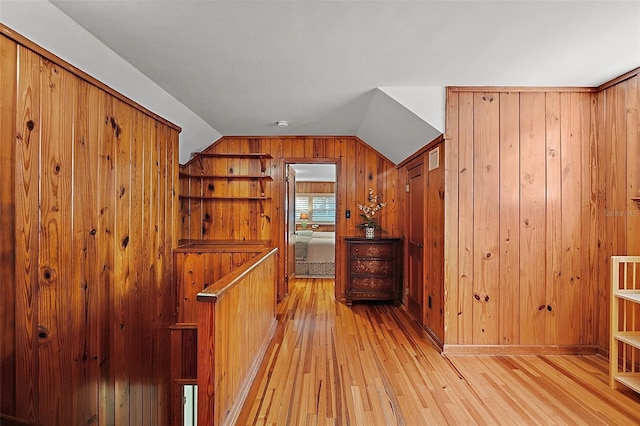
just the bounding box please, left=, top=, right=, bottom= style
left=610, top=256, right=640, bottom=393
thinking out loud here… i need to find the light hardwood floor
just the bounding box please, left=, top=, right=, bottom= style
left=239, top=278, right=640, bottom=425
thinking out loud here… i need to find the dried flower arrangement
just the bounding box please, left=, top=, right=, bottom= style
left=357, top=188, right=386, bottom=230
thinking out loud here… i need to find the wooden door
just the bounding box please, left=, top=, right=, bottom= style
left=285, top=165, right=297, bottom=294
left=424, top=144, right=445, bottom=345
left=407, top=163, right=425, bottom=322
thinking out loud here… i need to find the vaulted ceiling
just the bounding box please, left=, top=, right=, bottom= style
left=12, top=1, right=640, bottom=163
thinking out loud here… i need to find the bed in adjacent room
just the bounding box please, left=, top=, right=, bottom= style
left=295, top=231, right=335, bottom=277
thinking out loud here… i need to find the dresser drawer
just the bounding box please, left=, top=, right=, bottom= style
left=350, top=243, right=395, bottom=258
left=344, top=237, right=402, bottom=306
left=350, top=259, right=395, bottom=275
left=350, top=277, right=396, bottom=292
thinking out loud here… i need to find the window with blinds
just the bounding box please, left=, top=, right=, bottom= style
left=296, top=193, right=336, bottom=223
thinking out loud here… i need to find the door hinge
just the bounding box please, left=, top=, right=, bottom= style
left=406, top=184, right=410, bottom=193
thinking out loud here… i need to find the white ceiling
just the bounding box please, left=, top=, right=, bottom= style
left=9, top=1, right=640, bottom=164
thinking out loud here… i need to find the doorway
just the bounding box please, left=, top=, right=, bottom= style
left=405, top=142, right=445, bottom=347
left=283, top=160, right=338, bottom=289
left=407, top=162, right=425, bottom=321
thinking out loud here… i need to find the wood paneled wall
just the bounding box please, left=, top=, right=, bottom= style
left=179, top=136, right=400, bottom=301
left=173, top=246, right=265, bottom=324
left=0, top=32, right=18, bottom=417
left=594, top=73, right=640, bottom=350
left=296, top=181, right=336, bottom=194
left=444, top=89, right=598, bottom=349
left=0, top=30, right=180, bottom=425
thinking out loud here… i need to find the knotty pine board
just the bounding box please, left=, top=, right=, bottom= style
left=499, top=91, right=521, bottom=345
left=0, top=34, right=18, bottom=415
left=472, top=92, right=501, bottom=344
left=4, top=40, right=179, bottom=424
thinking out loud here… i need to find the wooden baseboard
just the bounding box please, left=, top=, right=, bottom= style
left=596, top=346, right=609, bottom=358
left=222, top=318, right=278, bottom=426
left=442, top=344, right=599, bottom=356
left=0, top=413, right=40, bottom=426
left=423, top=326, right=444, bottom=352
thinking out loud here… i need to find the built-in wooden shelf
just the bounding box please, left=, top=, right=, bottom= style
left=632, top=197, right=640, bottom=208
left=179, top=195, right=270, bottom=201
left=191, top=152, right=272, bottom=159
left=180, top=152, right=273, bottom=216
left=175, top=239, right=272, bottom=251
left=169, top=322, right=198, bottom=330
left=190, top=152, right=272, bottom=174
left=179, top=172, right=272, bottom=180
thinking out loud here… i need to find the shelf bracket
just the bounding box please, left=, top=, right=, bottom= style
left=197, top=155, right=204, bottom=174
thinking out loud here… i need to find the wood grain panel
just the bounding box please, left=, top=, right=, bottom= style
left=545, top=92, right=561, bottom=345
left=3, top=35, right=179, bottom=425
left=129, top=108, right=145, bottom=425
left=112, top=99, right=133, bottom=425
left=173, top=250, right=262, bottom=324
left=518, top=93, right=548, bottom=345
left=141, top=112, right=154, bottom=423
left=585, top=93, right=599, bottom=349
left=626, top=77, right=640, bottom=256
left=457, top=92, right=475, bottom=344
left=601, top=83, right=628, bottom=353
left=38, top=59, right=75, bottom=424
left=472, top=92, right=501, bottom=344
left=444, top=89, right=460, bottom=345
left=13, top=54, right=40, bottom=420
left=558, top=92, right=587, bottom=345
left=97, top=91, right=116, bottom=426
left=178, top=252, right=205, bottom=324
left=296, top=181, right=336, bottom=193
left=499, top=92, right=521, bottom=344
left=0, top=34, right=17, bottom=417
left=71, top=80, right=100, bottom=424
left=608, top=84, right=628, bottom=271
left=593, top=89, right=607, bottom=352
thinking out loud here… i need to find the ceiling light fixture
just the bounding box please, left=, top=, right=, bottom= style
left=276, top=120, right=289, bottom=128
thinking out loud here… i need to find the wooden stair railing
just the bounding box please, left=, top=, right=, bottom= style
left=170, top=243, right=278, bottom=425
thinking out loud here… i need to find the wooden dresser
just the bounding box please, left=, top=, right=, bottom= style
left=344, top=238, right=402, bottom=306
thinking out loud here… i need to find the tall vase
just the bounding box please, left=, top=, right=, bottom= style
left=365, top=226, right=376, bottom=239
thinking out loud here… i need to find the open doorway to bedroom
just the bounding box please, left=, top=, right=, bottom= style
left=286, top=162, right=337, bottom=280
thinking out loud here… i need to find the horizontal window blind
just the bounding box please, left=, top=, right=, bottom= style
left=296, top=193, right=335, bottom=223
